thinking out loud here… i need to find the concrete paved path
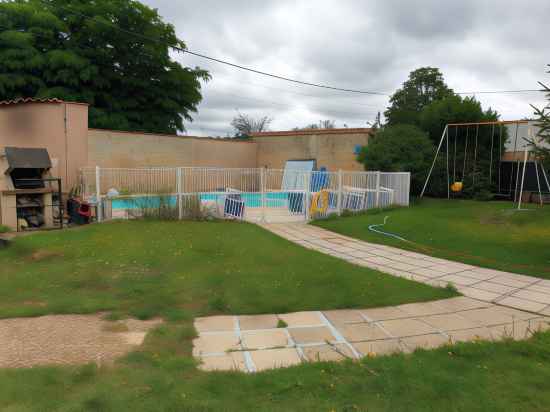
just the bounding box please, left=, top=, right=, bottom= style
left=194, top=297, right=549, bottom=372
left=261, top=223, right=550, bottom=316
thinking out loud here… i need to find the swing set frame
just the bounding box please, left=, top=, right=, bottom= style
left=420, top=120, right=550, bottom=209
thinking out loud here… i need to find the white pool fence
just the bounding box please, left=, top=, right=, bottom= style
left=80, top=167, right=411, bottom=223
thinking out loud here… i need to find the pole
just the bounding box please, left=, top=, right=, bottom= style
left=375, top=171, right=381, bottom=207
left=176, top=167, right=183, bottom=220
left=337, top=169, right=343, bottom=216
left=260, top=167, right=266, bottom=223
left=517, top=148, right=528, bottom=210
left=304, top=171, right=310, bottom=221
left=534, top=161, right=543, bottom=206
left=95, top=165, right=102, bottom=222
left=420, top=124, right=448, bottom=198
left=445, top=127, right=450, bottom=199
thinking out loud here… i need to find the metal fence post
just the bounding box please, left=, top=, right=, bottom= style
left=176, top=167, right=183, bottom=220
left=260, top=167, right=266, bottom=222
left=95, top=165, right=102, bottom=222
left=375, top=171, right=381, bottom=208
left=304, top=171, right=310, bottom=221
left=337, top=169, right=343, bottom=216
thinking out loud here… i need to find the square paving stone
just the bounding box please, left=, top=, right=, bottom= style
left=289, top=326, right=336, bottom=344
left=458, top=307, right=531, bottom=327
left=302, top=344, right=355, bottom=362
left=360, top=306, right=410, bottom=321
left=353, top=339, right=405, bottom=357
left=192, top=333, right=240, bottom=356
left=363, top=256, right=396, bottom=266
left=238, top=314, right=279, bottom=331
left=447, top=327, right=494, bottom=343
left=439, top=274, right=480, bottom=286
left=401, top=334, right=449, bottom=351
left=427, top=264, right=472, bottom=275
left=497, top=296, right=547, bottom=313
left=472, top=282, right=518, bottom=294
left=378, top=318, right=438, bottom=338
left=198, top=353, right=247, bottom=372
left=194, top=316, right=235, bottom=333
left=278, top=311, right=323, bottom=327
left=338, top=323, right=390, bottom=342
left=512, top=290, right=550, bottom=305
left=397, top=302, right=447, bottom=317
left=489, top=277, right=533, bottom=288
left=323, top=309, right=364, bottom=325
left=432, top=297, right=490, bottom=312
left=250, top=348, right=302, bottom=371
left=420, top=313, right=481, bottom=331
left=241, top=329, right=289, bottom=350
left=409, top=268, right=447, bottom=279
left=458, top=270, right=500, bottom=281
left=458, top=287, right=501, bottom=302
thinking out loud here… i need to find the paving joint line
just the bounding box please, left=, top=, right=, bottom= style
left=492, top=278, right=545, bottom=304
left=234, top=316, right=256, bottom=373
left=317, top=311, right=361, bottom=360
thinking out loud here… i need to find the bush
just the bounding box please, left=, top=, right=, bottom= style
left=358, top=125, right=436, bottom=195
left=0, top=225, right=9, bottom=233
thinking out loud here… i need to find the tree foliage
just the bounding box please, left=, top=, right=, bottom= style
left=530, top=65, right=550, bottom=168
left=384, top=67, right=454, bottom=127
left=0, top=0, right=209, bottom=134
left=358, top=125, right=435, bottom=195
left=230, top=112, right=272, bottom=138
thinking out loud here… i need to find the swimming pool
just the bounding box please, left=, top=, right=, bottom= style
left=110, top=192, right=297, bottom=210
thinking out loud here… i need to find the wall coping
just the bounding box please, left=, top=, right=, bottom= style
left=251, top=128, right=373, bottom=137
left=88, top=128, right=256, bottom=143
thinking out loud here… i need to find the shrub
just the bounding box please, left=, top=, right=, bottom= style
left=358, top=125, right=435, bottom=195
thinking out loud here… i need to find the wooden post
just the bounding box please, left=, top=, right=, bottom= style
left=95, top=165, right=102, bottom=222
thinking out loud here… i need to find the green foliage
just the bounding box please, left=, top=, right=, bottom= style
left=0, top=225, right=9, bottom=233
left=384, top=67, right=454, bottom=127
left=530, top=65, right=550, bottom=168
left=358, top=125, right=435, bottom=195
left=0, top=0, right=210, bottom=134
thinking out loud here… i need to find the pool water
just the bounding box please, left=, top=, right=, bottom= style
left=110, top=192, right=293, bottom=210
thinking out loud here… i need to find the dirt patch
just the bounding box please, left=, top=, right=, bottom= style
left=27, top=249, right=64, bottom=262
left=0, top=314, right=162, bottom=368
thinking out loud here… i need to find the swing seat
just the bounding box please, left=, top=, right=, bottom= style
left=450, top=181, right=463, bottom=192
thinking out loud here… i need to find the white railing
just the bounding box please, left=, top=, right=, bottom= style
left=80, top=166, right=410, bottom=223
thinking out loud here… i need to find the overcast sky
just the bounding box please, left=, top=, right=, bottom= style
left=142, top=0, right=548, bottom=137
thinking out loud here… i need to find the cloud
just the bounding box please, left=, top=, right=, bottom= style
left=143, top=0, right=549, bottom=136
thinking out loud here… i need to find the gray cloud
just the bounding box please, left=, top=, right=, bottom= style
left=144, top=0, right=548, bottom=136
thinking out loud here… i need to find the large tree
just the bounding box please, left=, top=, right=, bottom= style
left=0, top=0, right=209, bottom=134
left=384, top=67, right=454, bottom=126
left=230, top=112, right=272, bottom=138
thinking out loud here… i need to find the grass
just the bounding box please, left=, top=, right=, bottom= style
left=0, top=225, right=9, bottom=233
left=1, top=327, right=550, bottom=411
left=0, top=220, right=454, bottom=319
left=314, top=198, right=550, bottom=278
left=1, top=219, right=548, bottom=410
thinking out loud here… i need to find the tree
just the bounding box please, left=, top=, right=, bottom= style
left=357, top=125, right=435, bottom=195
left=530, top=65, right=550, bottom=168
left=230, top=112, right=272, bottom=138
left=384, top=67, right=454, bottom=126
left=0, top=0, right=209, bottom=134
left=294, top=120, right=336, bottom=130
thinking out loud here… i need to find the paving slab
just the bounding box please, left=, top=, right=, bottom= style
left=239, top=314, right=279, bottom=330
left=497, top=296, right=548, bottom=313
left=360, top=306, right=410, bottom=321
left=192, top=333, right=240, bottom=356
left=420, top=313, right=481, bottom=331
left=378, top=318, right=438, bottom=338
left=302, top=344, right=355, bottom=362
left=241, top=329, right=289, bottom=350
left=397, top=301, right=448, bottom=317
left=277, top=311, right=323, bottom=327
left=401, top=334, right=450, bottom=351
left=353, top=339, right=405, bottom=357
left=198, top=353, right=247, bottom=372
left=447, top=327, right=494, bottom=343
left=289, top=326, right=336, bottom=344
left=250, top=348, right=302, bottom=371
left=338, top=323, right=390, bottom=342
left=322, top=309, right=364, bottom=325
left=194, top=315, right=234, bottom=333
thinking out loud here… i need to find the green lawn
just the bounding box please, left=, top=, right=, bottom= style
left=0, top=220, right=453, bottom=319
left=0, top=225, right=9, bottom=233
left=1, top=219, right=550, bottom=411
left=314, top=198, right=550, bottom=278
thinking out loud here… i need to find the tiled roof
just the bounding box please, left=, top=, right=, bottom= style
left=251, top=128, right=373, bottom=137
left=0, top=97, right=64, bottom=106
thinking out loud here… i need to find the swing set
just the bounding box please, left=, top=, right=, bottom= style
left=420, top=120, right=550, bottom=208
